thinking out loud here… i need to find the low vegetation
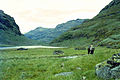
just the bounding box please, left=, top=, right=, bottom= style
left=0, top=47, right=119, bottom=80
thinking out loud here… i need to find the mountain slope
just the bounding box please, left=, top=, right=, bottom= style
left=25, top=19, right=87, bottom=43
left=51, top=0, right=120, bottom=48
left=25, top=27, right=54, bottom=43
left=0, top=10, right=37, bottom=46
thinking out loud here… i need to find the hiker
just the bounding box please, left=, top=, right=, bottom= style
left=88, top=45, right=91, bottom=54
left=88, top=45, right=95, bottom=54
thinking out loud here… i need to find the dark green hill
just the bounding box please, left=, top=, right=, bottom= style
left=0, top=10, right=38, bottom=46
left=25, top=19, right=87, bottom=43
left=51, top=0, right=120, bottom=48
left=25, top=27, right=54, bottom=43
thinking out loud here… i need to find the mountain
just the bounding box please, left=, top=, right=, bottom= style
left=51, top=0, right=120, bottom=48
left=0, top=10, right=37, bottom=46
left=25, top=19, right=87, bottom=43
left=25, top=27, right=53, bottom=43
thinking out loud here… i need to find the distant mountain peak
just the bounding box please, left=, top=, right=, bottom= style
left=55, top=19, right=87, bottom=29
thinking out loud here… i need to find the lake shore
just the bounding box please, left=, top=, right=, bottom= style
left=0, top=45, right=67, bottom=50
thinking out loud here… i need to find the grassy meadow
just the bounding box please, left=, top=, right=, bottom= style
left=0, top=47, right=119, bottom=80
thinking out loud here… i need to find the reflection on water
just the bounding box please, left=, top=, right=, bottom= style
left=0, top=46, right=65, bottom=50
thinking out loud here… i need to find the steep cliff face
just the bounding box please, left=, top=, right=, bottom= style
left=0, top=10, right=36, bottom=46
left=0, top=10, right=21, bottom=35
left=25, top=19, right=87, bottom=43
left=51, top=0, right=120, bottom=48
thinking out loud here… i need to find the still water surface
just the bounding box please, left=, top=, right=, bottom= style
left=0, top=46, right=65, bottom=50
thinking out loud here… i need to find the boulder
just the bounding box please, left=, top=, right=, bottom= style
left=95, top=53, right=120, bottom=79
left=53, top=50, right=64, bottom=55
left=17, top=48, right=28, bottom=50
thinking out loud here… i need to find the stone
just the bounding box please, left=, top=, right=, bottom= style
left=55, top=72, right=73, bottom=77
left=53, top=50, right=64, bottom=55
left=95, top=65, right=112, bottom=79
left=82, top=76, right=86, bottom=80
left=118, top=53, right=120, bottom=56
left=111, top=65, right=120, bottom=79
left=17, top=48, right=28, bottom=50
left=95, top=53, right=120, bottom=79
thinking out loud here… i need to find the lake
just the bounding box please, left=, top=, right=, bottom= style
left=0, top=46, right=65, bottom=50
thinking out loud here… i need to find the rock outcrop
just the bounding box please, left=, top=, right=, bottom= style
left=95, top=53, right=120, bottom=79
left=0, top=10, right=21, bottom=35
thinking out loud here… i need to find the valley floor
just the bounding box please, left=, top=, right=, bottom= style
left=0, top=47, right=119, bottom=80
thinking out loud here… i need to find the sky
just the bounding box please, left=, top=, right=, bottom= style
left=0, top=0, right=112, bottom=33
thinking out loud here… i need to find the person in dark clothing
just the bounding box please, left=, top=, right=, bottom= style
left=88, top=46, right=90, bottom=54
left=90, top=47, right=95, bottom=54
left=88, top=45, right=95, bottom=54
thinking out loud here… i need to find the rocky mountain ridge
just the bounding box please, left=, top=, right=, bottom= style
left=25, top=19, right=87, bottom=43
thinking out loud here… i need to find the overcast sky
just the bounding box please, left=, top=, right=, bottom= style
left=0, top=0, right=112, bottom=33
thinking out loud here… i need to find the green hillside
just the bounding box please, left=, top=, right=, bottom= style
left=51, top=0, right=120, bottom=48
left=25, top=19, right=87, bottom=43
left=0, top=10, right=38, bottom=46
left=1, top=47, right=119, bottom=80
